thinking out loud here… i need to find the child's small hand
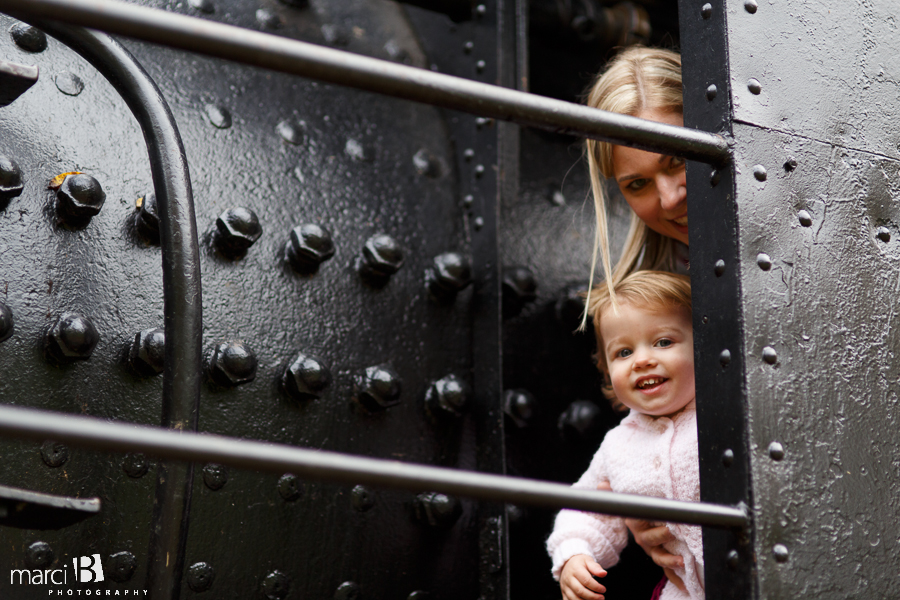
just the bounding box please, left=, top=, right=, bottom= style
left=560, top=554, right=607, bottom=600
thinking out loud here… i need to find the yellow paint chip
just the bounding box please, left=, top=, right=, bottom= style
left=48, top=171, right=83, bottom=190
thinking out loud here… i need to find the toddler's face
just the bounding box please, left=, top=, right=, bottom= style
left=599, top=302, right=695, bottom=417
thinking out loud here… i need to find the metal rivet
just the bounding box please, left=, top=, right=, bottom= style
left=0, top=302, right=13, bottom=343
left=56, top=173, right=106, bottom=226
left=208, top=341, right=258, bottom=387
left=475, top=117, right=493, bottom=130
left=463, top=148, right=474, bottom=161
left=107, top=551, right=137, bottom=582
left=202, top=463, right=228, bottom=490
left=277, top=474, right=304, bottom=501
left=474, top=216, right=484, bottom=230
left=768, top=441, right=785, bottom=460
left=351, top=484, right=375, bottom=512
left=322, top=24, right=350, bottom=46
left=256, top=8, right=281, bottom=28
left=726, top=549, right=739, bottom=569
left=709, top=168, right=721, bottom=187
left=203, top=103, right=231, bottom=129
left=462, top=194, right=474, bottom=208
left=345, top=138, right=372, bottom=161
left=123, top=453, right=149, bottom=478
left=25, top=541, right=54, bottom=569
left=276, top=119, right=305, bottom=145
left=55, top=72, right=84, bottom=96
left=135, top=192, right=160, bottom=243
left=474, top=164, right=485, bottom=177
left=784, top=157, right=797, bottom=172
left=214, top=207, right=262, bottom=258
left=719, top=349, right=731, bottom=368
left=41, top=440, right=68, bottom=468
left=876, top=226, right=891, bottom=243
left=550, top=189, right=566, bottom=206
left=798, top=210, right=813, bottom=227
left=335, top=581, right=360, bottom=600
left=475, top=4, right=487, bottom=17
left=262, top=570, right=290, bottom=600
left=129, top=328, right=165, bottom=377
left=407, top=592, right=430, bottom=600
left=744, top=0, right=758, bottom=13
left=282, top=351, right=331, bottom=401
left=413, top=148, right=438, bottom=177
left=414, top=492, right=462, bottom=528
left=45, top=312, right=99, bottom=364
left=701, top=315, right=709, bottom=324
left=504, top=388, right=536, bottom=428
left=558, top=400, right=602, bottom=441
left=772, top=544, right=789, bottom=563
left=0, top=155, right=24, bottom=202
left=753, top=164, right=767, bottom=181
left=502, top=266, right=537, bottom=318
left=187, top=562, right=215, bottom=592
left=189, top=0, right=214, bottom=13
left=762, top=346, right=777, bottom=364
left=476, top=60, right=486, bottom=73
left=722, top=448, right=734, bottom=467
left=384, top=39, right=410, bottom=63
left=355, top=364, right=402, bottom=411
left=706, top=84, right=717, bottom=100
left=747, top=78, right=762, bottom=95
left=554, top=284, right=585, bottom=328
left=701, top=3, right=712, bottom=18
left=425, top=374, right=469, bottom=421
left=714, top=259, right=726, bottom=277
left=358, top=234, right=404, bottom=287
left=10, top=22, right=48, bottom=53
left=286, top=223, right=336, bottom=274
left=463, top=41, right=474, bottom=54
left=757, top=253, right=772, bottom=270
left=426, top=252, right=472, bottom=302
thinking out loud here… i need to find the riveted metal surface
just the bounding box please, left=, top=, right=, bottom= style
left=733, top=122, right=900, bottom=598
left=0, top=0, right=496, bottom=597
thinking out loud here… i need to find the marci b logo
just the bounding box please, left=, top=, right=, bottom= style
left=73, top=554, right=105, bottom=583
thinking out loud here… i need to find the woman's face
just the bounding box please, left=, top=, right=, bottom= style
left=611, top=108, right=689, bottom=245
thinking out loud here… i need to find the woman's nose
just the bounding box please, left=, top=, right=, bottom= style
left=658, top=173, right=687, bottom=212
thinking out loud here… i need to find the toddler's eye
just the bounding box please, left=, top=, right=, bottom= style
left=616, top=348, right=633, bottom=358
left=656, top=339, right=673, bottom=348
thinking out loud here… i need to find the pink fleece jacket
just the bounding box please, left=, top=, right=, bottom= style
left=546, top=405, right=703, bottom=600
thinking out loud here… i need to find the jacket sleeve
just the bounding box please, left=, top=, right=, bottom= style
left=546, top=443, right=629, bottom=580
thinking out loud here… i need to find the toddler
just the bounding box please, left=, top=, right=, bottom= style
left=546, top=271, right=702, bottom=600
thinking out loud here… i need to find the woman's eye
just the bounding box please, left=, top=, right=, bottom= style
left=670, top=156, right=686, bottom=169
left=625, top=178, right=649, bottom=192
left=656, top=339, right=673, bottom=348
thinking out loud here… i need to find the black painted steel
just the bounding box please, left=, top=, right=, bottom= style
left=0, top=484, right=100, bottom=530
left=16, top=20, right=202, bottom=600
left=0, top=59, right=38, bottom=107
left=0, top=404, right=750, bottom=528
left=677, top=1, right=755, bottom=599
left=0, top=0, right=731, bottom=164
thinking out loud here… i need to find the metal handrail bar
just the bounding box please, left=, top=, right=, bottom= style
left=0, top=404, right=749, bottom=529
left=0, top=0, right=731, bottom=165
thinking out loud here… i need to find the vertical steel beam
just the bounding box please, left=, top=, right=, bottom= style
left=678, top=1, right=756, bottom=598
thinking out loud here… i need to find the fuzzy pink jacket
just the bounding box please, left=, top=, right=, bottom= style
left=546, top=405, right=703, bottom=600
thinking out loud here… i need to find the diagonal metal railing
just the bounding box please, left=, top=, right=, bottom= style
left=0, top=0, right=731, bottom=165
left=0, top=404, right=748, bottom=528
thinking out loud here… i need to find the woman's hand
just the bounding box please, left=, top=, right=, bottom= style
left=560, top=555, right=607, bottom=600
left=625, top=519, right=687, bottom=592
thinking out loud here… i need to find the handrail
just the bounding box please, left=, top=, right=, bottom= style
left=0, top=0, right=731, bottom=165
left=0, top=404, right=750, bottom=529
left=26, top=22, right=203, bottom=600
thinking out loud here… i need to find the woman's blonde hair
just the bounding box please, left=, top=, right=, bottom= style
left=581, top=47, right=684, bottom=328
left=590, top=271, right=691, bottom=409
